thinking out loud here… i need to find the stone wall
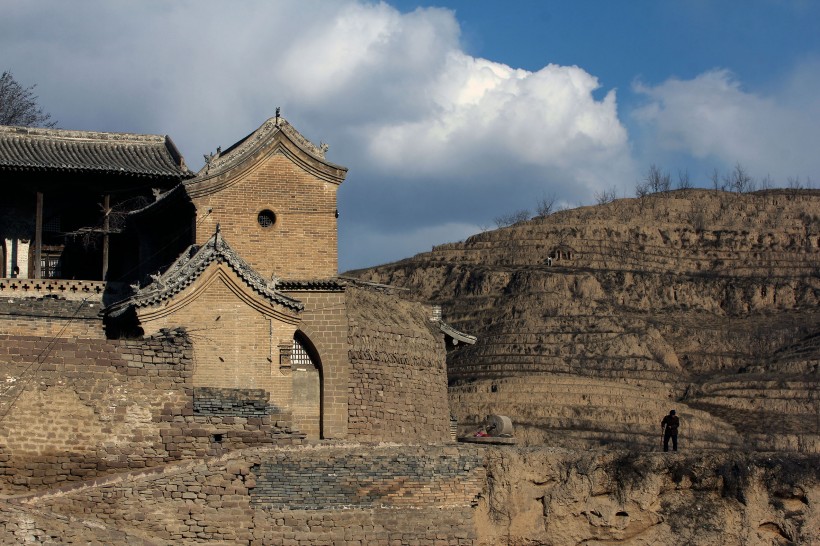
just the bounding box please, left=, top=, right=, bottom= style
left=346, top=286, right=451, bottom=443
left=192, top=386, right=271, bottom=417
left=0, top=330, right=301, bottom=494
left=3, top=444, right=485, bottom=545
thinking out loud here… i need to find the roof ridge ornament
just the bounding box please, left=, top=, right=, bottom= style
left=275, top=106, right=281, bottom=127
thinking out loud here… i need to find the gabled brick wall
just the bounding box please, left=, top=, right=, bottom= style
left=193, top=153, right=340, bottom=280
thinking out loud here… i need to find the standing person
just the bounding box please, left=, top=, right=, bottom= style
left=661, top=410, right=680, bottom=452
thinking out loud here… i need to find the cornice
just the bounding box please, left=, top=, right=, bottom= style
left=105, top=228, right=303, bottom=319
left=185, top=117, right=347, bottom=198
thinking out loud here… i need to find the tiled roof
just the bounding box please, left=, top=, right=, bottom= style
left=0, top=125, right=193, bottom=179
left=278, top=279, right=345, bottom=291
left=105, top=228, right=303, bottom=318
left=438, top=321, right=477, bottom=345
left=185, top=116, right=347, bottom=198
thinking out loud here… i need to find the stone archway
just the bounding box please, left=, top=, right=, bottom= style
left=291, top=331, right=323, bottom=439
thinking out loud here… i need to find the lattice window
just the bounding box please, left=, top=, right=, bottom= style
left=257, top=209, right=276, bottom=228
left=292, top=337, right=314, bottom=370
left=40, top=253, right=62, bottom=278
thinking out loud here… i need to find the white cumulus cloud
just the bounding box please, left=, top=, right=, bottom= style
left=1, top=0, right=636, bottom=269
left=632, top=63, right=820, bottom=182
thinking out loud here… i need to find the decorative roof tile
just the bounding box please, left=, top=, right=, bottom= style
left=438, top=321, right=477, bottom=345
left=105, top=227, right=302, bottom=317
left=277, top=279, right=346, bottom=291
left=0, top=125, right=193, bottom=179
left=186, top=115, right=347, bottom=197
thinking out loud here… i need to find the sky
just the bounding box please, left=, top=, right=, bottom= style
left=3, top=1, right=820, bottom=271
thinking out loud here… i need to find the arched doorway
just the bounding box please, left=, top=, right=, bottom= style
left=291, top=332, right=323, bottom=439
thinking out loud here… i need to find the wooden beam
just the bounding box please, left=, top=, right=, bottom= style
left=102, top=194, right=110, bottom=281
left=34, top=191, right=43, bottom=279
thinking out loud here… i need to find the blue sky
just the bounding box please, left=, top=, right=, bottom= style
left=3, top=1, right=819, bottom=271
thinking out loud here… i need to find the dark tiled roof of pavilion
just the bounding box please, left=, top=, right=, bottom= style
left=105, top=228, right=303, bottom=318
left=0, top=125, right=193, bottom=179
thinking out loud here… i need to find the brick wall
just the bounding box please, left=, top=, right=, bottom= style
left=284, top=289, right=349, bottom=440
left=251, top=445, right=484, bottom=509
left=136, top=265, right=299, bottom=416
left=0, top=330, right=301, bottom=494
left=346, top=286, right=452, bottom=443
left=8, top=444, right=485, bottom=544
left=193, top=153, right=339, bottom=280
left=0, top=296, right=104, bottom=339
left=193, top=386, right=271, bottom=417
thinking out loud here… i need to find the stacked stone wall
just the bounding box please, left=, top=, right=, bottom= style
left=5, top=444, right=484, bottom=545
left=193, top=386, right=271, bottom=417
left=346, top=286, right=451, bottom=443
left=0, top=330, right=300, bottom=494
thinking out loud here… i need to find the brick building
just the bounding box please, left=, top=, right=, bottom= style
left=1, top=115, right=473, bottom=450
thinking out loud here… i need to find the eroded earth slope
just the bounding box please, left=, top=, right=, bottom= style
left=349, top=189, right=820, bottom=452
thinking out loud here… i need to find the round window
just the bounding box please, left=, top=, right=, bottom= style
left=257, top=209, right=276, bottom=228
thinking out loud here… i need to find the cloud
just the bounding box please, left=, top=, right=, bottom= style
left=632, top=63, right=820, bottom=181
left=367, top=54, right=629, bottom=181
left=1, top=0, right=635, bottom=269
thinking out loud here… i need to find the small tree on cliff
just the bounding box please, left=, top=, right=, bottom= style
left=0, top=71, right=56, bottom=127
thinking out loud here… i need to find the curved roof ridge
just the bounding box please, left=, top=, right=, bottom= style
left=0, top=124, right=192, bottom=178
left=105, top=229, right=303, bottom=317
left=190, top=116, right=347, bottom=181
left=0, top=124, right=169, bottom=143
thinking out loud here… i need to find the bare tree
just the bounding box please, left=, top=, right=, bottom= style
left=645, top=164, right=671, bottom=193
left=594, top=186, right=618, bottom=205
left=0, top=71, right=56, bottom=127
left=728, top=162, right=754, bottom=193
left=787, top=176, right=803, bottom=190
left=711, top=168, right=723, bottom=191
left=677, top=168, right=692, bottom=190
left=535, top=192, right=557, bottom=217
left=758, top=174, right=774, bottom=190
left=634, top=180, right=650, bottom=199
left=494, top=209, right=530, bottom=228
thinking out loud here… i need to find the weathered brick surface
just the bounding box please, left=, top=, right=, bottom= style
left=0, top=296, right=104, bottom=338
left=0, top=501, right=149, bottom=545
left=0, top=330, right=301, bottom=494
left=252, top=445, right=484, bottom=509
left=346, top=286, right=452, bottom=443
left=283, top=289, right=349, bottom=440
left=10, top=444, right=484, bottom=545
left=193, top=153, right=340, bottom=280
left=193, top=386, right=271, bottom=416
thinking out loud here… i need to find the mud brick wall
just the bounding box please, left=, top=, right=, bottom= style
left=0, top=330, right=301, bottom=494
left=14, top=444, right=485, bottom=545
left=346, top=286, right=451, bottom=442
left=0, top=297, right=104, bottom=339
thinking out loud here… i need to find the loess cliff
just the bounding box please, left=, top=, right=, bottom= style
left=348, top=189, right=820, bottom=453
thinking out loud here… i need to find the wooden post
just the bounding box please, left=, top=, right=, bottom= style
left=34, top=191, right=43, bottom=279
left=102, top=194, right=110, bottom=281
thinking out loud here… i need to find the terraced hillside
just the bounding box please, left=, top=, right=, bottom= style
left=348, top=189, right=820, bottom=452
